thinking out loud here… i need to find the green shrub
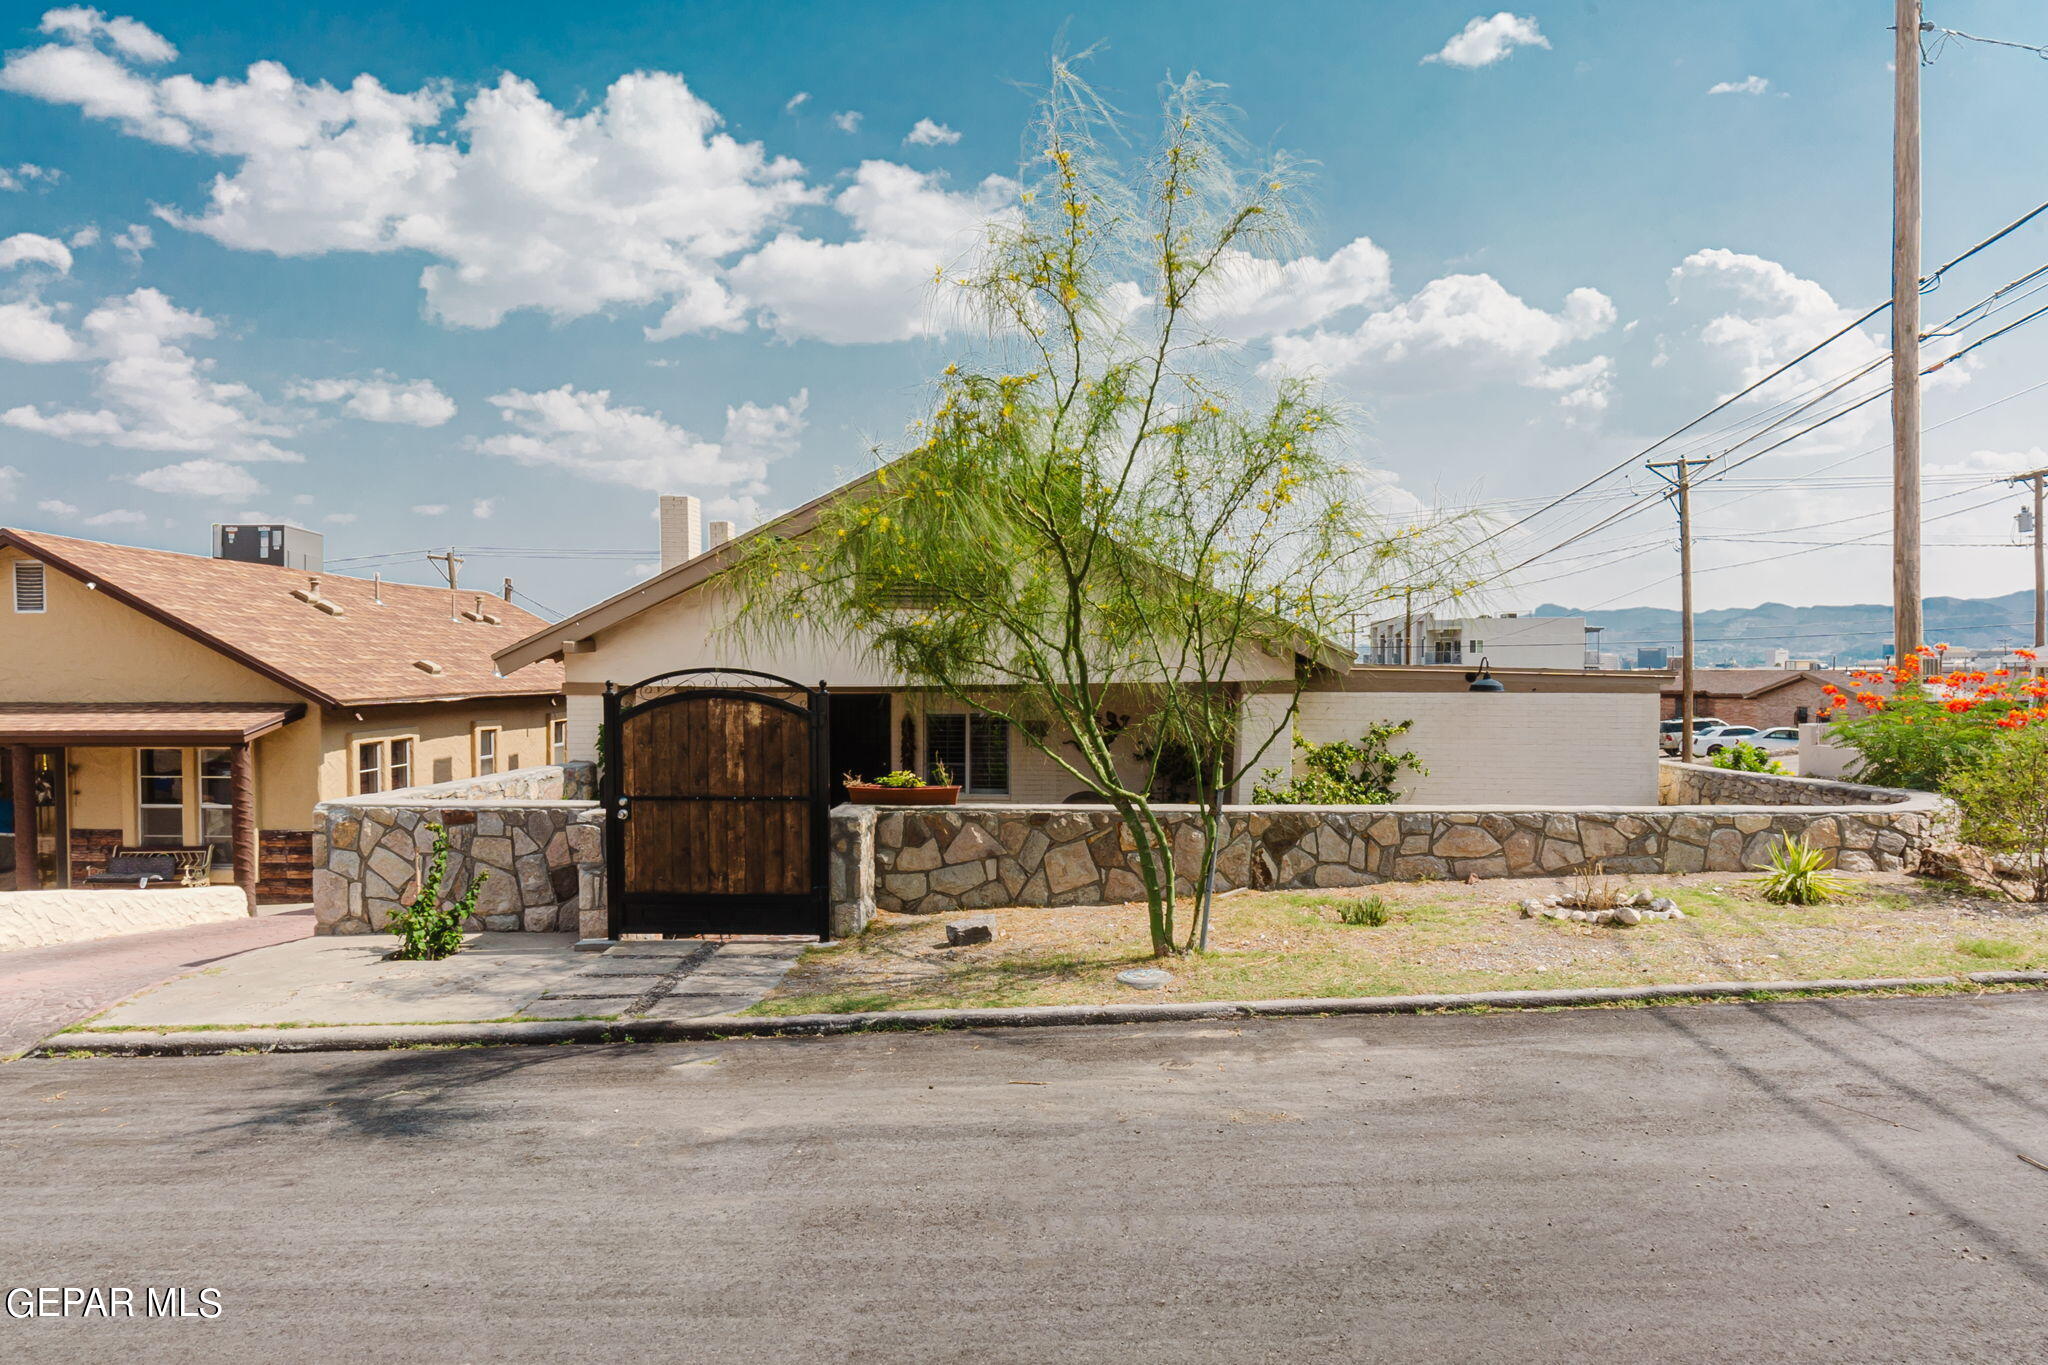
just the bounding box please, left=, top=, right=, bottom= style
left=1945, top=729, right=2048, bottom=902
left=1334, top=896, right=1391, bottom=927
left=387, top=821, right=487, bottom=960
left=1253, top=722, right=1427, bottom=805
left=1758, top=834, right=1850, bottom=906
left=874, top=770, right=926, bottom=788
left=1711, top=741, right=1786, bottom=775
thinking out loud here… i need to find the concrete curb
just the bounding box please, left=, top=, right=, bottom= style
left=31, top=970, right=2048, bottom=1057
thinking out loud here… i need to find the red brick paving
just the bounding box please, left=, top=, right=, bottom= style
left=0, top=909, right=313, bottom=1058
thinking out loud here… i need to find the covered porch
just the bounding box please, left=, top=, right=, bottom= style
left=1, top=702, right=305, bottom=908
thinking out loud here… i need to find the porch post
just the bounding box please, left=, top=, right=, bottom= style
left=9, top=744, right=34, bottom=892
left=230, top=741, right=257, bottom=913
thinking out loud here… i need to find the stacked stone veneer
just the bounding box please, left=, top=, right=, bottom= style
left=312, top=764, right=601, bottom=936
left=855, top=761, right=1954, bottom=918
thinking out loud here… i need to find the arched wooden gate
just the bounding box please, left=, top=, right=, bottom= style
left=602, top=669, right=830, bottom=939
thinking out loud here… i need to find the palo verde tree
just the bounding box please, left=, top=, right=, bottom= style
left=735, top=64, right=1480, bottom=956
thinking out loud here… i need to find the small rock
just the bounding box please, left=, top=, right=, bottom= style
left=1116, top=967, right=1174, bottom=990
left=1569, top=910, right=1592, bottom=922
left=1668, top=907, right=1686, bottom=919
left=1650, top=897, right=1677, bottom=913
left=1632, top=891, right=1655, bottom=908
left=1519, top=898, right=1545, bottom=917
left=1544, top=896, right=1563, bottom=907
left=1616, top=906, right=1643, bottom=926
left=944, top=916, right=998, bottom=947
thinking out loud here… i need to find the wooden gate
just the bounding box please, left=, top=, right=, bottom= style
left=602, top=669, right=830, bottom=939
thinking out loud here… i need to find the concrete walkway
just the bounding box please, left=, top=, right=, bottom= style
left=62, top=933, right=807, bottom=1037
left=0, top=908, right=312, bottom=1060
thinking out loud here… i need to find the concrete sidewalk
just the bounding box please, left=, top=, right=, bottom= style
left=0, top=908, right=313, bottom=1060
left=58, top=932, right=807, bottom=1041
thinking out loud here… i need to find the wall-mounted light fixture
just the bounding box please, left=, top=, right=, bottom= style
left=1465, top=657, right=1505, bottom=693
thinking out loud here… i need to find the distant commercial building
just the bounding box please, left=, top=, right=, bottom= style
left=1365, top=611, right=1593, bottom=669
left=1636, top=647, right=1669, bottom=670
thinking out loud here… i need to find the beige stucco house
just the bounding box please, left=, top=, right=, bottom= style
left=1, top=527, right=564, bottom=903
left=494, top=489, right=1667, bottom=810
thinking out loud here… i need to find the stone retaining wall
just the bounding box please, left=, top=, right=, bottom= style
left=1656, top=760, right=1906, bottom=808
left=312, top=764, right=601, bottom=936
left=853, top=763, right=1953, bottom=917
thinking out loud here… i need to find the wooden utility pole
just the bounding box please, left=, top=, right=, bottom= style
left=1893, top=0, right=1926, bottom=657
left=2014, top=466, right=2048, bottom=672
left=427, top=548, right=463, bottom=621
left=1649, top=458, right=1710, bottom=763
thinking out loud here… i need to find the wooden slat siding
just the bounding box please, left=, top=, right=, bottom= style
left=256, top=829, right=314, bottom=903
left=68, top=828, right=122, bottom=886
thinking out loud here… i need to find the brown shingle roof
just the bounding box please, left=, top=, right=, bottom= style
left=1659, top=668, right=1852, bottom=699
left=0, top=702, right=305, bottom=745
left=3, top=528, right=563, bottom=708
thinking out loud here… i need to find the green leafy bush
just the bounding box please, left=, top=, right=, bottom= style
left=1710, top=741, right=1786, bottom=775
left=1945, top=729, right=2048, bottom=902
left=387, top=821, right=487, bottom=960
left=875, top=770, right=927, bottom=789
left=1253, top=721, right=1427, bottom=804
left=1333, top=895, right=1391, bottom=927
left=1758, top=834, right=1849, bottom=906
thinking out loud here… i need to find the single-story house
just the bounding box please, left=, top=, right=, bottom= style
left=493, top=489, right=1670, bottom=809
left=1661, top=668, right=1855, bottom=730
left=2, top=527, right=564, bottom=903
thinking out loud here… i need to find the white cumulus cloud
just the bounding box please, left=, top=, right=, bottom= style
left=0, top=232, right=73, bottom=271
left=1265, top=273, right=1616, bottom=411
left=0, top=299, right=78, bottom=363
left=1191, top=238, right=1395, bottom=341
left=131, top=457, right=263, bottom=500
left=38, top=6, right=176, bottom=63
left=1, top=287, right=298, bottom=460
left=717, top=161, right=1014, bottom=343
left=0, top=163, right=61, bottom=191
left=290, top=374, right=456, bottom=426
left=0, top=466, right=20, bottom=501
left=831, top=110, right=862, bottom=133
left=1707, top=76, right=1771, bottom=96
left=474, top=385, right=806, bottom=493
left=1424, top=13, right=1550, bottom=68
left=904, top=118, right=960, bottom=147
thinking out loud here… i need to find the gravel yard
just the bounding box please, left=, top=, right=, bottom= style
left=750, top=871, right=2048, bottom=1015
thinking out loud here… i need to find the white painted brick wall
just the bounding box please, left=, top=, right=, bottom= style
left=1240, top=690, right=1659, bottom=806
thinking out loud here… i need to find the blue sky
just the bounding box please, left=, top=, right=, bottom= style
left=5, top=1, right=2048, bottom=620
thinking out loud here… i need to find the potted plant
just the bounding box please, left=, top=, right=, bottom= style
left=843, top=764, right=961, bottom=806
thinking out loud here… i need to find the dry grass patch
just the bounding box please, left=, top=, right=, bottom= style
left=748, top=872, right=2048, bottom=1016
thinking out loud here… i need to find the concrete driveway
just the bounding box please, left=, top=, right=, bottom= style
left=6, top=993, right=2048, bottom=1361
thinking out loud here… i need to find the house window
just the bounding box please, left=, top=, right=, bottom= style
left=388, top=737, right=413, bottom=791
left=198, top=748, right=233, bottom=867
left=550, top=717, right=568, bottom=765
left=12, top=560, right=46, bottom=613
left=475, top=726, right=500, bottom=776
left=923, top=714, right=1009, bottom=796
left=137, top=748, right=185, bottom=846
left=355, top=740, right=384, bottom=796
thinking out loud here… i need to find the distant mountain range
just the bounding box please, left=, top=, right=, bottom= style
left=1532, top=591, right=2040, bottom=667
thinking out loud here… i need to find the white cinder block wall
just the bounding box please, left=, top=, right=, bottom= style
left=1239, top=690, right=1659, bottom=806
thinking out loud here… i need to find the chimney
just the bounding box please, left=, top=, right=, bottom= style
left=659, top=495, right=703, bottom=570
left=707, top=519, right=735, bottom=549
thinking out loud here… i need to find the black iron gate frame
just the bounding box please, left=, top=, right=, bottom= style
left=602, top=668, right=832, bottom=940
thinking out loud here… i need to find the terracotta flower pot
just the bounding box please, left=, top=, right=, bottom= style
left=845, top=784, right=961, bottom=806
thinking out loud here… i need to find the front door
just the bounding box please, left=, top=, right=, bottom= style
left=828, top=693, right=893, bottom=803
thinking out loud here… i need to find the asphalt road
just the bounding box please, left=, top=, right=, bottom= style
left=6, top=993, right=2048, bottom=1362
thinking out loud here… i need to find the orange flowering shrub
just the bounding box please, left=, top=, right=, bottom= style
left=1826, top=652, right=2048, bottom=790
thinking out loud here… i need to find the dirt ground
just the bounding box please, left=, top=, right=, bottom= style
left=750, top=871, right=2048, bottom=1015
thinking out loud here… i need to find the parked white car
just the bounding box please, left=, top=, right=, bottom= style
left=1658, top=717, right=1728, bottom=754
left=1696, top=724, right=1763, bottom=756
left=1746, top=727, right=1801, bottom=755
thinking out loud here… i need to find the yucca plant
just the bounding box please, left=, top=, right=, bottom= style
left=1758, top=834, right=1850, bottom=906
